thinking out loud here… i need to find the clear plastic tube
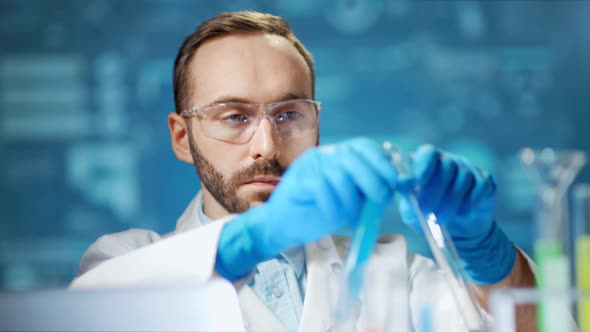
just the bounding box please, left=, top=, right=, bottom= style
left=335, top=200, right=384, bottom=329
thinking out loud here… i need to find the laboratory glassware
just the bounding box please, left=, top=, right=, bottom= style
left=385, top=143, right=486, bottom=332
left=520, top=147, right=587, bottom=332
left=334, top=142, right=487, bottom=332
left=574, top=183, right=590, bottom=332
left=489, top=287, right=586, bottom=332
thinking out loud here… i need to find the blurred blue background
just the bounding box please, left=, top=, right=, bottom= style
left=1, top=0, right=589, bottom=289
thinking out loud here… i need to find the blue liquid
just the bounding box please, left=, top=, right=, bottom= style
left=336, top=200, right=384, bottom=321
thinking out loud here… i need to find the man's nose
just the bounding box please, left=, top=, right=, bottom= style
left=248, top=117, right=280, bottom=161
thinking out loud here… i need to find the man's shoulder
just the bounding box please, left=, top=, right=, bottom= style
left=77, top=228, right=163, bottom=276
left=96, top=228, right=163, bottom=248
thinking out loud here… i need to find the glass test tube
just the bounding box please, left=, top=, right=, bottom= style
left=520, top=148, right=587, bottom=332
left=489, top=287, right=584, bottom=332
left=574, top=184, right=590, bottom=332
left=384, top=142, right=485, bottom=332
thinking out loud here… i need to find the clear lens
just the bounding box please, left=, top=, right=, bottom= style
left=195, top=100, right=319, bottom=144
left=271, top=100, right=318, bottom=138
left=199, top=104, right=257, bottom=143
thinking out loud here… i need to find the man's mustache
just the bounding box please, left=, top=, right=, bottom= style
left=231, top=160, right=285, bottom=185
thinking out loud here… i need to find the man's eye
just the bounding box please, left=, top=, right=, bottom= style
left=275, top=111, right=302, bottom=122
left=221, top=113, right=249, bottom=124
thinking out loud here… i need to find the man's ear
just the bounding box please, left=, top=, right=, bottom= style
left=168, top=112, right=194, bottom=164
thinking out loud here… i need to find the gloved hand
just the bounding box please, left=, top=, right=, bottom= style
left=215, top=138, right=397, bottom=281
left=397, top=145, right=516, bottom=285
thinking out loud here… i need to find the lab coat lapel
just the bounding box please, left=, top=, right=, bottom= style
left=238, top=286, right=287, bottom=332
left=174, top=193, right=286, bottom=332
left=299, top=237, right=343, bottom=332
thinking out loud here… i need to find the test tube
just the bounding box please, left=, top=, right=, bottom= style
left=335, top=199, right=385, bottom=331
left=490, top=287, right=583, bottom=332
left=383, top=142, right=485, bottom=331
left=574, top=183, right=590, bottom=332
left=520, top=148, right=587, bottom=332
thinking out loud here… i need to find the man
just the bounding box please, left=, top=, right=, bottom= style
left=71, top=11, right=536, bottom=331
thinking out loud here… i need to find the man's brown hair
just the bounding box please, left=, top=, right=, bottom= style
left=173, top=11, right=315, bottom=114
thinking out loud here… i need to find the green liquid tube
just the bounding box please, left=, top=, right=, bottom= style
left=535, top=240, right=570, bottom=332
left=577, top=236, right=590, bottom=332
left=575, top=185, right=590, bottom=332
left=520, top=148, right=587, bottom=332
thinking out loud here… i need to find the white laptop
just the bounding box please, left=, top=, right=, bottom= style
left=0, top=278, right=244, bottom=331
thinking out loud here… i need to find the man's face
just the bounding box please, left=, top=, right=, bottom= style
left=183, top=33, right=317, bottom=216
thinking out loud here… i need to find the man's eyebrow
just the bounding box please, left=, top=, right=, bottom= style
left=209, top=95, right=252, bottom=104
left=274, top=92, right=308, bottom=102
left=210, top=92, right=309, bottom=105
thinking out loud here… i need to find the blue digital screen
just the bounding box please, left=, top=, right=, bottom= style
left=1, top=0, right=589, bottom=289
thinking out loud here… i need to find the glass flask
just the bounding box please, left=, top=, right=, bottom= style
left=520, top=148, right=587, bottom=332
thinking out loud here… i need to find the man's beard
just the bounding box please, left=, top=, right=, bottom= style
left=188, top=135, right=285, bottom=214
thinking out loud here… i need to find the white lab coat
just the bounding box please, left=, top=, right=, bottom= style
left=71, top=191, right=495, bottom=332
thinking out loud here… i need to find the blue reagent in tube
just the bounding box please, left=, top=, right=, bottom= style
left=335, top=199, right=384, bottom=324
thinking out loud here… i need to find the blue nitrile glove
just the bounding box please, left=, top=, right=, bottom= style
left=397, top=145, right=516, bottom=285
left=215, top=138, right=397, bottom=281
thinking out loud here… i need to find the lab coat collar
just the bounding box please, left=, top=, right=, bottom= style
left=238, top=287, right=287, bottom=332
left=238, top=239, right=340, bottom=332
left=175, top=191, right=204, bottom=232
left=175, top=191, right=239, bottom=231
left=280, top=246, right=306, bottom=279
left=177, top=192, right=306, bottom=279
left=175, top=192, right=345, bottom=332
